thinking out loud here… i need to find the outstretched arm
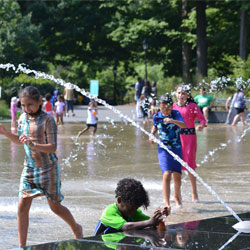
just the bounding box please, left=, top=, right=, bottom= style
left=0, top=125, right=22, bottom=145
left=121, top=208, right=165, bottom=231
left=225, top=96, right=232, bottom=111
left=149, top=126, right=157, bottom=144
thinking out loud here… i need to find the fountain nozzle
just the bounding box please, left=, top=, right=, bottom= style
left=232, top=221, right=250, bottom=233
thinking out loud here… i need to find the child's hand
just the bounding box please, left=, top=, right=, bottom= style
left=149, top=137, right=155, bottom=144
left=150, top=208, right=164, bottom=226
left=19, top=134, right=32, bottom=145
left=196, top=124, right=206, bottom=131
left=161, top=207, right=170, bottom=217
left=163, top=118, right=172, bottom=123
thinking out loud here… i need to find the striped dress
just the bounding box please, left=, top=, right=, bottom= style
left=17, top=111, right=64, bottom=202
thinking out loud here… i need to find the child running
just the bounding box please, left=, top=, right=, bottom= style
left=149, top=94, right=186, bottom=210
left=94, top=178, right=168, bottom=235
left=173, top=84, right=206, bottom=202
left=77, top=98, right=98, bottom=137
left=43, top=93, right=54, bottom=116
left=54, top=95, right=66, bottom=125
left=0, top=86, right=83, bottom=247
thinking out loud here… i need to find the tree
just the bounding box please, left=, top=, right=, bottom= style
left=196, top=0, right=207, bottom=82
left=181, top=0, right=192, bottom=83
left=239, top=2, right=248, bottom=60
left=0, top=0, right=45, bottom=70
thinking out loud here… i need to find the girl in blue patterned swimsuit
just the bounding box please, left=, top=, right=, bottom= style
left=149, top=94, right=186, bottom=210
left=0, top=86, right=82, bottom=247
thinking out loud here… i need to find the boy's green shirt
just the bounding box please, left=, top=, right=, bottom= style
left=101, top=203, right=150, bottom=230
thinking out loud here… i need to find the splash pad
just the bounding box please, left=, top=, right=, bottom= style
left=0, top=63, right=250, bottom=248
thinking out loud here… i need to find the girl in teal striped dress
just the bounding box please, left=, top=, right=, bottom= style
left=0, top=86, right=83, bottom=247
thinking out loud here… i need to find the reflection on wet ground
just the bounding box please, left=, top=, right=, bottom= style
left=23, top=212, right=250, bottom=250
left=0, top=122, right=250, bottom=249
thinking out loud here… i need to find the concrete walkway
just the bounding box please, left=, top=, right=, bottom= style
left=0, top=104, right=140, bottom=124
left=59, top=104, right=139, bottom=123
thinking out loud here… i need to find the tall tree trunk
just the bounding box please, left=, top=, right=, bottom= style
left=240, top=6, right=247, bottom=60
left=196, top=0, right=207, bottom=83
left=182, top=0, right=192, bottom=83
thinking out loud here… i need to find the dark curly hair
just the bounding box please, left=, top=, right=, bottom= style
left=115, top=178, right=150, bottom=209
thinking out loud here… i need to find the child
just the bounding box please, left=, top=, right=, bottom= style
left=77, top=98, right=98, bottom=137
left=94, top=178, right=168, bottom=235
left=149, top=94, right=186, bottom=209
left=43, top=93, right=54, bottom=116
left=173, top=84, right=206, bottom=202
left=54, top=95, right=66, bottom=125
left=10, top=96, right=19, bottom=132
left=140, top=94, right=150, bottom=124
left=150, top=95, right=158, bottom=118
left=0, top=86, right=83, bottom=247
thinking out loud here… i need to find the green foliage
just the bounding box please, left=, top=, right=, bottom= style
left=227, top=55, right=250, bottom=81
left=0, top=0, right=250, bottom=107
left=0, top=100, right=11, bottom=119
left=0, top=0, right=45, bottom=69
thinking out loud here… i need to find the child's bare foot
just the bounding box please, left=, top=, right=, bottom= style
left=192, top=193, right=199, bottom=203
left=73, top=223, right=83, bottom=239
left=174, top=197, right=182, bottom=207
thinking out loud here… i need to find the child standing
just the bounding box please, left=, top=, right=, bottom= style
left=140, top=94, right=150, bottom=124
left=94, top=178, right=168, bottom=235
left=173, top=84, right=206, bottom=202
left=0, top=86, right=82, bottom=247
left=149, top=94, right=186, bottom=209
left=43, top=93, right=54, bottom=116
left=54, top=95, right=66, bottom=125
left=10, top=96, right=19, bottom=132
left=77, top=98, right=98, bottom=137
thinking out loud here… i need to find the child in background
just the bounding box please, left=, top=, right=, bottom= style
left=10, top=96, right=19, bottom=132
left=140, top=94, right=150, bottom=124
left=0, top=86, right=82, bottom=247
left=77, top=98, right=98, bottom=137
left=149, top=94, right=186, bottom=209
left=54, top=95, right=66, bottom=125
left=150, top=95, right=158, bottom=118
left=51, top=90, right=58, bottom=106
left=43, top=93, right=54, bottom=116
left=94, top=178, right=168, bottom=236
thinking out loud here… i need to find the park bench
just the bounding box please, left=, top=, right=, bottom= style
left=211, top=98, right=250, bottom=111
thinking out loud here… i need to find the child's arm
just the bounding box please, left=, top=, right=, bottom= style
left=149, top=126, right=157, bottom=144
left=18, top=134, right=57, bottom=153
left=163, top=118, right=186, bottom=128
left=121, top=208, right=164, bottom=231
left=0, top=125, right=22, bottom=145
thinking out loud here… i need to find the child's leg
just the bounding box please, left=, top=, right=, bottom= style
left=92, top=126, right=97, bottom=136
left=56, top=113, right=59, bottom=125
left=47, top=199, right=83, bottom=238
left=239, top=112, right=245, bottom=126
left=173, top=172, right=182, bottom=206
left=188, top=172, right=199, bottom=202
left=232, top=114, right=240, bottom=126
left=162, top=171, right=171, bottom=208
left=60, top=114, right=64, bottom=125
left=203, top=107, right=209, bottom=122
left=77, top=126, right=89, bottom=137
left=18, top=197, right=33, bottom=247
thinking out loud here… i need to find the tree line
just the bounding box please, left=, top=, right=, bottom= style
left=0, top=0, right=250, bottom=104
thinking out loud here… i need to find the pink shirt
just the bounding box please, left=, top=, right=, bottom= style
left=173, top=102, right=206, bottom=128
